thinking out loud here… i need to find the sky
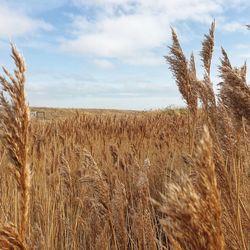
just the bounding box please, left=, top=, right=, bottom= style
left=0, top=0, right=249, bottom=110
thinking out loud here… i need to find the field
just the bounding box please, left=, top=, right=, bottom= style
left=0, top=23, right=249, bottom=249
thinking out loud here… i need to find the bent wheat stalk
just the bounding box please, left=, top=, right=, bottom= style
left=153, top=127, right=224, bottom=250
left=0, top=223, right=27, bottom=249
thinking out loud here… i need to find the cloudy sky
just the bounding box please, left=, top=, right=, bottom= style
left=0, top=0, right=249, bottom=110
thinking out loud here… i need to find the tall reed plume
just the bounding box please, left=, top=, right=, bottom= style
left=163, top=21, right=250, bottom=250
left=0, top=44, right=30, bottom=248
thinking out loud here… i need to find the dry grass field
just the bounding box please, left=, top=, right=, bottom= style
left=29, top=107, right=142, bottom=120
left=0, top=23, right=249, bottom=249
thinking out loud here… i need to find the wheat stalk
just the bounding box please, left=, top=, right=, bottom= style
left=219, top=48, right=250, bottom=124
left=200, top=21, right=215, bottom=76
left=165, top=28, right=198, bottom=115
left=153, top=126, right=225, bottom=250
left=0, top=44, right=30, bottom=246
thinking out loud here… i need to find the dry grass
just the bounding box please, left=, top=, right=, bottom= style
left=0, top=45, right=30, bottom=249
left=0, top=24, right=249, bottom=250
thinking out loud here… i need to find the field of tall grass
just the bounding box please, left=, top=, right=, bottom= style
left=0, top=23, right=249, bottom=249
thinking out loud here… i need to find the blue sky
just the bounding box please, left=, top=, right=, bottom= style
left=0, top=0, right=249, bottom=110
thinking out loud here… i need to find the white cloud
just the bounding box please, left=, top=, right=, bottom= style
left=27, top=72, right=176, bottom=97
left=61, top=13, right=167, bottom=59
left=64, top=0, right=250, bottom=66
left=94, top=59, right=114, bottom=69
left=0, top=5, right=53, bottom=39
left=62, top=0, right=226, bottom=64
left=220, top=21, right=248, bottom=33
left=72, top=0, right=222, bottom=20
left=72, top=0, right=250, bottom=9
left=0, top=0, right=68, bottom=13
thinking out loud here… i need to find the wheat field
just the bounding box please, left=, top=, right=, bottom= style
left=0, top=23, right=249, bottom=250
